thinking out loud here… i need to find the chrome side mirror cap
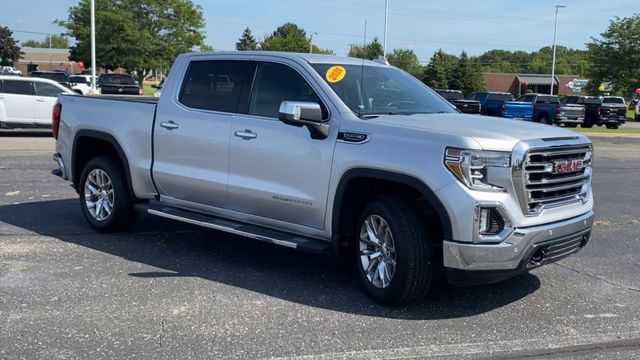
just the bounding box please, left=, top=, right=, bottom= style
left=278, top=101, right=329, bottom=139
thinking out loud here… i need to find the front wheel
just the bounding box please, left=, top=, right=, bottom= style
left=79, top=155, right=136, bottom=232
left=355, top=195, right=436, bottom=305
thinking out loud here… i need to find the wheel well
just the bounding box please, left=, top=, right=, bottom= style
left=72, top=135, right=128, bottom=194
left=332, top=174, right=448, bottom=254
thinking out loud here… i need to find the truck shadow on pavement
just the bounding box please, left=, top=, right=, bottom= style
left=0, top=130, right=53, bottom=137
left=0, top=199, right=540, bottom=319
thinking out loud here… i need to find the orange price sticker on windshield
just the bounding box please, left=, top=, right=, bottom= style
left=326, top=66, right=346, bottom=83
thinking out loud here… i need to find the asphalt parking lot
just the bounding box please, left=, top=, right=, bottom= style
left=1, top=130, right=639, bottom=359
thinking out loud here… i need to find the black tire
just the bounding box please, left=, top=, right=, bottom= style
left=606, top=124, right=619, bottom=129
left=539, top=115, right=551, bottom=125
left=565, top=123, right=578, bottom=128
left=78, top=155, right=136, bottom=232
left=354, top=195, right=435, bottom=305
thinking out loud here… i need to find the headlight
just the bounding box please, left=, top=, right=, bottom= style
left=444, top=148, right=511, bottom=192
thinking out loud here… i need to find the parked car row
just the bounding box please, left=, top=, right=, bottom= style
left=436, top=89, right=628, bottom=129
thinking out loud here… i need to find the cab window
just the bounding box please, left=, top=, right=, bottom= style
left=35, top=82, right=65, bottom=97
left=249, top=62, right=327, bottom=119
left=2, top=80, right=35, bottom=95
left=179, top=60, right=254, bottom=113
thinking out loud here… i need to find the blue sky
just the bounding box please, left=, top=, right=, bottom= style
left=3, top=0, right=636, bottom=62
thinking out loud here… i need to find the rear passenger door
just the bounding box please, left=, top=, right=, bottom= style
left=226, top=60, right=336, bottom=231
left=153, top=59, right=255, bottom=210
left=0, top=79, right=36, bottom=125
left=33, top=81, right=67, bottom=125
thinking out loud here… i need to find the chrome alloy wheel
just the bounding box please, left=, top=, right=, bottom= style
left=84, top=169, right=114, bottom=221
left=359, top=214, right=397, bottom=289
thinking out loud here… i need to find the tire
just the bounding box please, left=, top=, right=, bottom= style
left=355, top=195, right=435, bottom=305
left=581, top=120, right=593, bottom=128
left=78, top=155, right=136, bottom=232
left=539, top=115, right=551, bottom=125
left=565, top=123, right=578, bottom=128
left=606, top=124, right=619, bottom=129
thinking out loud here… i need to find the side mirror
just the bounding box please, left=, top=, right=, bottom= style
left=278, top=101, right=329, bottom=139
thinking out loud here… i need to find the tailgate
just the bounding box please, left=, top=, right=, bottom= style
left=503, top=101, right=533, bottom=119
left=560, top=105, right=584, bottom=118
left=451, top=100, right=481, bottom=113
left=100, top=85, right=141, bottom=95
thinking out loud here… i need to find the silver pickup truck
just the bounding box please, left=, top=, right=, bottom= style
left=52, top=52, right=594, bottom=305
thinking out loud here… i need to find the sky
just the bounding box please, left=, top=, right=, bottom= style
left=3, top=0, right=637, bottom=63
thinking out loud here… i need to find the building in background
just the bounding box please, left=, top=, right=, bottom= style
left=482, top=73, right=589, bottom=97
left=13, top=47, right=84, bottom=74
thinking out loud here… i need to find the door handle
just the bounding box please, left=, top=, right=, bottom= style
left=160, top=121, right=179, bottom=130
left=35, top=98, right=45, bottom=102
left=234, top=129, right=257, bottom=140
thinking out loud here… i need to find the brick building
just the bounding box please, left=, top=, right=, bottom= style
left=14, top=47, right=85, bottom=74
left=482, top=73, right=589, bottom=97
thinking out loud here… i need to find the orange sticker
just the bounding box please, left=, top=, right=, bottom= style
left=326, top=66, right=346, bottom=83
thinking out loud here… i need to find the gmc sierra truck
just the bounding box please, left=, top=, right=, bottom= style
left=52, top=52, right=594, bottom=305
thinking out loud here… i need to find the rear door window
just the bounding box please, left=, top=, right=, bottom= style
left=2, top=80, right=35, bottom=95
left=249, top=62, right=326, bottom=119
left=179, top=60, right=255, bottom=113
left=35, top=81, right=64, bottom=97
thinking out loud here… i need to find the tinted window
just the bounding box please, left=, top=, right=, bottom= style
left=251, top=62, right=325, bottom=118
left=98, top=74, right=136, bottom=85
left=32, top=72, right=68, bottom=83
left=516, top=95, right=535, bottom=103
left=70, top=76, right=90, bottom=84
left=561, top=97, right=575, bottom=104
left=437, top=90, right=463, bottom=100
left=180, top=60, right=253, bottom=113
left=2, top=80, right=35, bottom=95
left=487, top=93, right=513, bottom=101
left=583, top=97, right=601, bottom=105
left=536, top=95, right=559, bottom=104
left=35, top=81, right=64, bottom=97
left=603, top=97, right=624, bottom=104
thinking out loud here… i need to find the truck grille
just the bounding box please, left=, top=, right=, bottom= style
left=517, top=145, right=592, bottom=215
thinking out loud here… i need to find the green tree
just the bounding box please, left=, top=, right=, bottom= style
left=449, top=51, right=484, bottom=95
left=58, top=0, right=206, bottom=86
left=0, top=26, right=22, bottom=66
left=236, top=27, right=258, bottom=51
left=22, top=35, right=70, bottom=48
left=422, top=49, right=455, bottom=89
left=586, top=15, right=640, bottom=95
left=261, top=23, right=310, bottom=52
left=348, top=37, right=384, bottom=60
left=387, top=48, right=422, bottom=78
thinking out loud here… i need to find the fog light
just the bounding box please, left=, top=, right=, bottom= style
left=478, top=207, right=505, bottom=235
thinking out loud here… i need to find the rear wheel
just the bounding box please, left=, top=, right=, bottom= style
left=79, top=155, right=136, bottom=232
left=355, top=195, right=435, bottom=305
left=606, top=124, right=619, bottom=129
left=539, top=115, right=551, bottom=125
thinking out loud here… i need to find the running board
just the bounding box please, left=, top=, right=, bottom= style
left=135, top=202, right=330, bottom=254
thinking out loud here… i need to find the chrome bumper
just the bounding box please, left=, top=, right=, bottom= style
left=443, top=211, right=594, bottom=271
left=52, top=153, right=68, bottom=180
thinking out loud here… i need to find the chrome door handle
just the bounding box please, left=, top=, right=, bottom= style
left=234, top=130, right=257, bottom=140
left=160, top=121, right=179, bottom=130
left=35, top=98, right=45, bottom=102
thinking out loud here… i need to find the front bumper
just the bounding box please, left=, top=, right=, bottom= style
left=443, top=211, right=593, bottom=285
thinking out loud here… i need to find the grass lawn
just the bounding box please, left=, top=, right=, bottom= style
left=142, top=82, right=156, bottom=97
left=571, top=125, right=640, bottom=136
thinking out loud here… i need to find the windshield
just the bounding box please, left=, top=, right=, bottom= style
left=70, top=76, right=90, bottom=84
left=603, top=97, right=624, bottom=104
left=437, top=90, right=464, bottom=101
left=311, top=64, right=455, bottom=117
left=488, top=93, right=513, bottom=101
left=98, top=74, right=136, bottom=86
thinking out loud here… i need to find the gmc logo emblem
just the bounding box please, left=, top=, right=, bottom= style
left=553, top=159, right=584, bottom=174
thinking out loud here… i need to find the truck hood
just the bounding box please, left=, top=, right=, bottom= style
left=368, top=113, right=585, bottom=151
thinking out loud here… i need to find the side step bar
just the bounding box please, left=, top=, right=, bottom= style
left=135, top=202, right=330, bottom=254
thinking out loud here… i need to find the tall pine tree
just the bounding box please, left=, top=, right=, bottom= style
left=423, top=50, right=453, bottom=89
left=449, top=51, right=485, bottom=95
left=236, top=27, right=258, bottom=51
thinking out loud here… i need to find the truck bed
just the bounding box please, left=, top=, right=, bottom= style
left=56, top=94, right=158, bottom=199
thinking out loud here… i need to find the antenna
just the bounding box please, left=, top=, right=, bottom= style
left=358, top=20, right=367, bottom=118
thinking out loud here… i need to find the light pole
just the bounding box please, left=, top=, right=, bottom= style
left=550, top=4, right=566, bottom=95
left=90, top=0, right=97, bottom=92
left=309, top=32, right=318, bottom=53
left=383, top=0, right=389, bottom=57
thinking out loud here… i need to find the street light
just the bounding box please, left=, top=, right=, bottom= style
left=90, top=0, right=97, bottom=92
left=550, top=4, right=567, bottom=95
left=383, top=0, right=389, bottom=57
left=309, top=32, right=318, bottom=53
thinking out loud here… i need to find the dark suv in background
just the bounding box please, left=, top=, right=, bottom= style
left=435, top=89, right=481, bottom=114
left=31, top=71, right=73, bottom=90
